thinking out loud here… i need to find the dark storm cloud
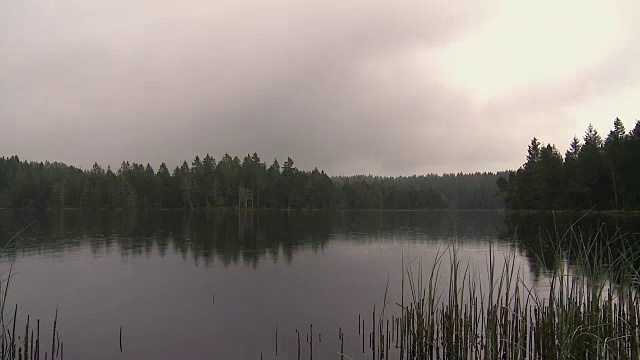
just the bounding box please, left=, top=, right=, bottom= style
left=0, top=0, right=637, bottom=175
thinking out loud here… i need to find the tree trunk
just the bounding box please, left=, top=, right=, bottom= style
left=185, top=178, right=194, bottom=210
left=611, top=163, right=618, bottom=209
left=60, top=181, right=65, bottom=209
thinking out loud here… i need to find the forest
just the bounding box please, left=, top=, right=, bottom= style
left=4, top=118, right=637, bottom=211
left=0, top=153, right=504, bottom=210
left=497, top=118, right=640, bottom=210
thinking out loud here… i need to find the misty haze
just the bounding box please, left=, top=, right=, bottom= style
left=1, top=0, right=640, bottom=358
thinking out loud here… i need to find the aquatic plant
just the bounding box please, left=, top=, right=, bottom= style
left=272, top=219, right=640, bottom=359
left=0, top=223, right=63, bottom=360
left=351, top=221, right=640, bottom=359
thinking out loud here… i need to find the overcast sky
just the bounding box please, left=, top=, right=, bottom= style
left=1, top=0, right=639, bottom=175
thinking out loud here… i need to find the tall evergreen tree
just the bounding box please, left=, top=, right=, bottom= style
left=499, top=120, right=639, bottom=210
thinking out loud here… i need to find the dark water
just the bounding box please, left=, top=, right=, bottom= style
left=0, top=210, right=638, bottom=360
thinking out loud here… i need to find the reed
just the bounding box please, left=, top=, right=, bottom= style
left=279, top=219, right=629, bottom=360
left=0, top=267, right=63, bottom=360
left=350, top=222, right=640, bottom=360
left=259, top=220, right=640, bottom=360
left=0, top=222, right=63, bottom=360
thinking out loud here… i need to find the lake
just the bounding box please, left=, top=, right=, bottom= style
left=0, top=210, right=638, bottom=360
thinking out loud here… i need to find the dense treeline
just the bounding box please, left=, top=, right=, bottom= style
left=498, top=118, right=640, bottom=210
left=334, top=173, right=505, bottom=209
left=0, top=153, right=503, bottom=210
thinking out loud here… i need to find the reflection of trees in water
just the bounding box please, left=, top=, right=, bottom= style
left=0, top=210, right=337, bottom=268
left=1, top=209, right=635, bottom=284
left=0, top=210, right=509, bottom=268
left=332, top=210, right=505, bottom=240
left=500, top=212, right=640, bottom=281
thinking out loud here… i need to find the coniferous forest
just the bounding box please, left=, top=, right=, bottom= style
left=2, top=118, right=638, bottom=211
left=497, top=118, right=640, bottom=210
left=0, top=153, right=504, bottom=210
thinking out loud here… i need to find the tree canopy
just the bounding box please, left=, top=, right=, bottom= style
left=498, top=119, right=640, bottom=210
left=0, top=154, right=504, bottom=210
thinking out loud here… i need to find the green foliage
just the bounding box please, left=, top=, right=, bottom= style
left=0, top=154, right=504, bottom=210
left=334, top=172, right=505, bottom=210
left=377, top=229, right=640, bottom=360
left=498, top=119, right=640, bottom=210
left=0, top=225, right=63, bottom=360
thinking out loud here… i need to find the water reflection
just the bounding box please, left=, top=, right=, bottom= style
left=2, top=210, right=639, bottom=274
left=1, top=210, right=639, bottom=360
left=0, top=210, right=508, bottom=266
left=501, top=212, right=640, bottom=281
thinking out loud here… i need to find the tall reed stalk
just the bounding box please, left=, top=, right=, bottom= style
left=0, top=222, right=63, bottom=360
left=352, top=222, right=640, bottom=360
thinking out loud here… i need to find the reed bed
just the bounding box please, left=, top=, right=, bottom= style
left=278, top=223, right=640, bottom=360
left=353, top=224, right=640, bottom=360
left=0, top=267, right=63, bottom=360
left=0, top=222, right=62, bottom=360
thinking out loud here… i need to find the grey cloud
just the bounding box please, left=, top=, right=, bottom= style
left=1, top=0, right=636, bottom=175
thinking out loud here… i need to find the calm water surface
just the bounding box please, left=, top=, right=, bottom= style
left=0, top=210, right=638, bottom=360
